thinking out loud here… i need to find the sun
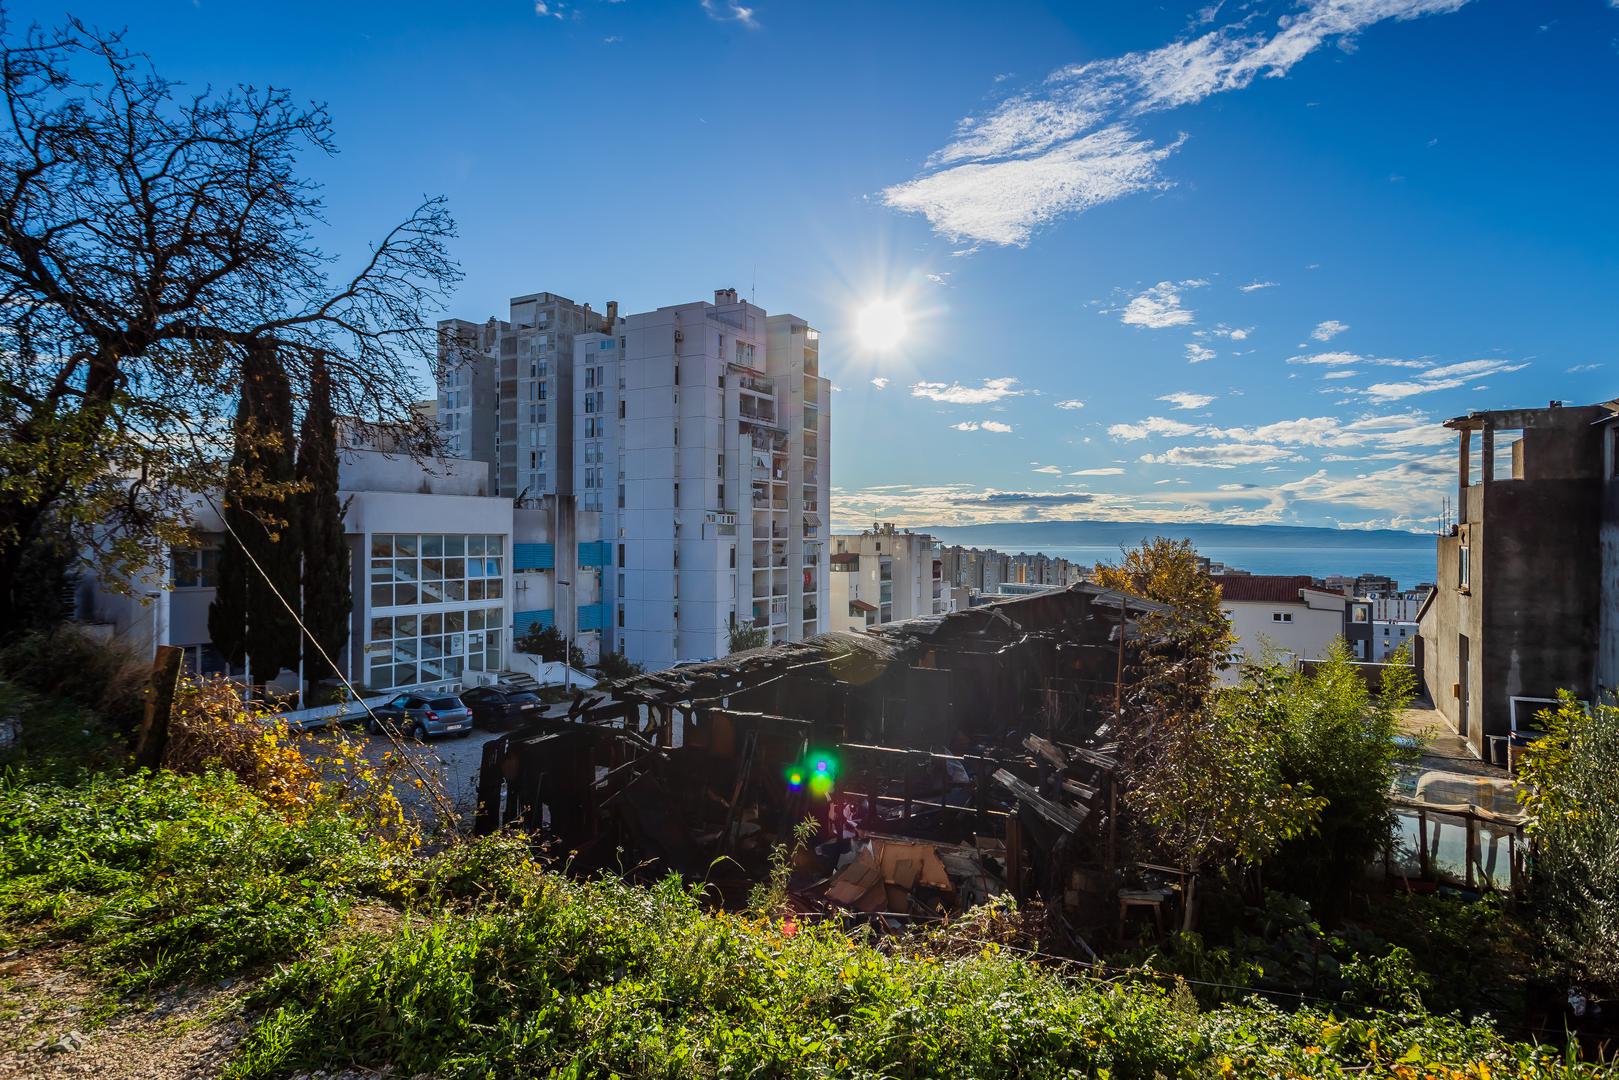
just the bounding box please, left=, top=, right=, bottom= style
left=855, top=299, right=910, bottom=352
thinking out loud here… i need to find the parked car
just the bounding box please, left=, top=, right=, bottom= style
left=458, top=685, right=544, bottom=729
left=367, top=693, right=473, bottom=740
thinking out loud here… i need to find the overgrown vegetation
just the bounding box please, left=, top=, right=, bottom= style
left=0, top=769, right=1595, bottom=1078
left=516, top=622, right=586, bottom=668
left=1517, top=693, right=1619, bottom=987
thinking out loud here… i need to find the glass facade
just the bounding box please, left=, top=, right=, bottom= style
left=366, top=533, right=507, bottom=689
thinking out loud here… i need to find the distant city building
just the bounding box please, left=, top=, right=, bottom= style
left=1214, top=574, right=1349, bottom=682
left=1419, top=399, right=1617, bottom=761
left=829, top=525, right=947, bottom=631
left=938, top=544, right=1087, bottom=607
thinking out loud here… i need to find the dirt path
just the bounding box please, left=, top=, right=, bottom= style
left=0, top=946, right=252, bottom=1079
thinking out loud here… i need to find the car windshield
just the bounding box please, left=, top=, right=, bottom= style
left=507, top=692, right=539, bottom=703
left=430, top=697, right=463, bottom=709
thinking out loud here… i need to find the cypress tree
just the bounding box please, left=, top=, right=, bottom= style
left=296, top=355, right=351, bottom=684
left=209, top=340, right=302, bottom=687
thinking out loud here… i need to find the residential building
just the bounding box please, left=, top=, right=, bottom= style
left=1214, top=574, right=1349, bottom=681
left=437, top=293, right=604, bottom=502
left=1419, top=399, right=1616, bottom=759
left=438, top=288, right=831, bottom=670
left=828, top=524, right=946, bottom=632
left=509, top=495, right=608, bottom=666
left=79, top=448, right=514, bottom=695
left=568, top=290, right=831, bottom=668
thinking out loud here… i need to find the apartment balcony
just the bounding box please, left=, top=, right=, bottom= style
left=771, top=497, right=788, bottom=510
left=803, top=606, right=818, bottom=622
left=803, top=434, right=818, bottom=459
left=738, top=373, right=774, bottom=395
left=739, top=400, right=777, bottom=424
left=802, top=500, right=819, bottom=513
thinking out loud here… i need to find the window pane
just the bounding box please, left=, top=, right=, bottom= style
left=445, top=610, right=465, bottom=633
left=485, top=577, right=502, bottom=599
left=444, top=535, right=465, bottom=556
left=371, top=585, right=392, bottom=607
left=370, top=660, right=393, bottom=688
left=422, top=534, right=444, bottom=556
left=370, top=618, right=392, bottom=642
left=394, top=663, right=417, bottom=686
left=468, top=535, right=486, bottom=557
left=469, top=578, right=486, bottom=600
left=444, top=557, right=465, bottom=579
left=395, top=583, right=418, bottom=606
left=444, top=579, right=465, bottom=602
left=444, top=656, right=463, bottom=679
left=486, top=535, right=504, bottom=555
left=396, top=615, right=418, bottom=638
left=371, top=535, right=394, bottom=558
left=371, top=560, right=392, bottom=583
left=422, top=613, right=443, bottom=636
left=395, top=535, right=418, bottom=557
left=395, top=559, right=418, bottom=583
left=422, top=558, right=444, bottom=582
left=468, top=608, right=485, bottom=631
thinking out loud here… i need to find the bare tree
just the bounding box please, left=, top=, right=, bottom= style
left=0, top=10, right=459, bottom=628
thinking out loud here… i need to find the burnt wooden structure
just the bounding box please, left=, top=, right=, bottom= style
left=475, top=583, right=1166, bottom=931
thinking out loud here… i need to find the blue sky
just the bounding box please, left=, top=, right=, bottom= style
left=26, top=0, right=1619, bottom=532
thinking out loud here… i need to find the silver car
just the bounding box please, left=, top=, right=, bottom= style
left=367, top=693, right=473, bottom=740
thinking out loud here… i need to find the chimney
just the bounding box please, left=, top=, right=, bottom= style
left=715, top=287, right=739, bottom=306
left=604, top=300, right=618, bottom=333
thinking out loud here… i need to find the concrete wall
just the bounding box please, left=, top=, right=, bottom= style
left=1220, top=592, right=1345, bottom=683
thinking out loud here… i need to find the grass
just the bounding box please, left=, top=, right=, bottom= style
left=0, top=769, right=1604, bottom=1078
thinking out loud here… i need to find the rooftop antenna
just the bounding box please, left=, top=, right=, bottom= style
left=750, top=263, right=756, bottom=305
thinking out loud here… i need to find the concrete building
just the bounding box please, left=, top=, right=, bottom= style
left=1214, top=574, right=1349, bottom=682
left=509, top=495, right=608, bottom=666
left=437, top=293, right=605, bottom=501
left=1419, top=400, right=1617, bottom=759
left=568, top=290, right=831, bottom=668
left=828, top=524, right=946, bottom=632
left=80, top=448, right=514, bottom=696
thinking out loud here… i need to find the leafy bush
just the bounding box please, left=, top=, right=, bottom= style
left=1517, top=693, right=1619, bottom=985
left=0, top=626, right=148, bottom=734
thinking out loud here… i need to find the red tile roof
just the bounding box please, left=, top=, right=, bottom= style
left=1212, top=574, right=1316, bottom=604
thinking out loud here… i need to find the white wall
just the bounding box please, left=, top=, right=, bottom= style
left=1221, top=592, right=1346, bottom=682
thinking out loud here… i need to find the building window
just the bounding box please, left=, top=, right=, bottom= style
left=170, top=546, right=219, bottom=589
left=366, top=604, right=504, bottom=690
left=618, top=544, right=625, bottom=566
left=1271, top=612, right=1293, bottom=623
left=369, top=533, right=505, bottom=610
left=1458, top=545, right=1470, bottom=590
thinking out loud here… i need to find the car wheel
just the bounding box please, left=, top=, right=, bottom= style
left=368, top=715, right=382, bottom=735
left=409, top=721, right=426, bottom=741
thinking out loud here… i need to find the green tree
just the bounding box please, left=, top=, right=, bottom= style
left=727, top=622, right=770, bottom=655
left=1517, top=692, right=1619, bottom=985
left=296, top=357, right=351, bottom=684
left=594, top=651, right=642, bottom=681
left=1257, top=640, right=1418, bottom=913
left=0, top=15, right=456, bottom=632
left=209, top=343, right=302, bottom=685
left=516, top=623, right=584, bottom=669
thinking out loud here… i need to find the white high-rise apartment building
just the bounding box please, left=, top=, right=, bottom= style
left=439, top=288, right=830, bottom=670
left=828, top=524, right=946, bottom=633
left=571, top=289, right=830, bottom=668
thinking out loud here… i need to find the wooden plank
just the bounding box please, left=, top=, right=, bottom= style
left=991, top=769, right=1089, bottom=834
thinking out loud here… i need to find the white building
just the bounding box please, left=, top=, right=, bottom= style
left=1370, top=619, right=1420, bottom=661
left=828, top=524, right=946, bottom=632
left=79, top=449, right=514, bottom=696
left=1213, top=574, right=1349, bottom=682
left=509, top=495, right=607, bottom=666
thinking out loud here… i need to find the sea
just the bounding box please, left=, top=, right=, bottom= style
left=962, top=541, right=1438, bottom=590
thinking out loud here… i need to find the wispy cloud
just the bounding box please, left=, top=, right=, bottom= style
left=882, top=0, right=1473, bottom=245
left=1140, top=443, right=1301, bottom=468
left=534, top=0, right=563, bottom=16
left=1159, top=391, right=1215, bottom=410
left=912, top=377, right=1024, bottom=404
left=1109, top=416, right=1202, bottom=440
left=1032, top=464, right=1063, bottom=474
left=1120, top=279, right=1201, bottom=328
left=700, top=0, right=758, bottom=27
left=1071, top=466, right=1125, bottom=476
left=871, top=377, right=890, bottom=389
left=953, top=419, right=1015, bottom=433
left=1055, top=399, right=1086, bottom=410
left=1185, top=343, right=1216, bottom=364
left=1311, top=319, right=1349, bottom=341
left=1287, top=350, right=1431, bottom=369
left=1360, top=358, right=1529, bottom=401
left=1239, top=280, right=1278, bottom=292
left=1567, top=362, right=1602, bottom=373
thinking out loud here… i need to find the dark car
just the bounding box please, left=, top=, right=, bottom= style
left=458, top=685, right=544, bottom=729
left=367, top=693, right=473, bottom=739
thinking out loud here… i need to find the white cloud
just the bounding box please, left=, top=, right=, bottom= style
left=1185, top=343, right=1216, bottom=364
left=882, top=127, right=1179, bottom=247
left=871, top=377, right=890, bottom=389
left=1032, top=464, right=1063, bottom=474
left=1055, top=399, right=1086, bottom=410
left=952, top=420, right=1014, bottom=433
left=1288, top=351, right=1431, bottom=369
left=1567, top=363, right=1602, bottom=373
left=1120, top=280, right=1200, bottom=328
left=1239, top=280, right=1278, bottom=292
left=1140, top=443, right=1300, bottom=468
left=1109, top=415, right=1202, bottom=440
left=700, top=0, right=758, bottom=27
left=883, top=0, right=1473, bottom=245
left=1209, top=324, right=1251, bottom=340
left=1360, top=358, right=1529, bottom=401
left=534, top=0, right=563, bottom=15
left=1071, top=467, right=1125, bottom=476
left=1322, top=370, right=1358, bottom=380
left=1159, top=391, right=1215, bottom=410
left=1311, top=319, right=1349, bottom=341
left=981, top=420, right=1013, bottom=433
left=911, top=376, right=1024, bottom=404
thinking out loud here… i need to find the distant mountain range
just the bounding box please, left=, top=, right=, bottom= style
left=916, top=520, right=1432, bottom=551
